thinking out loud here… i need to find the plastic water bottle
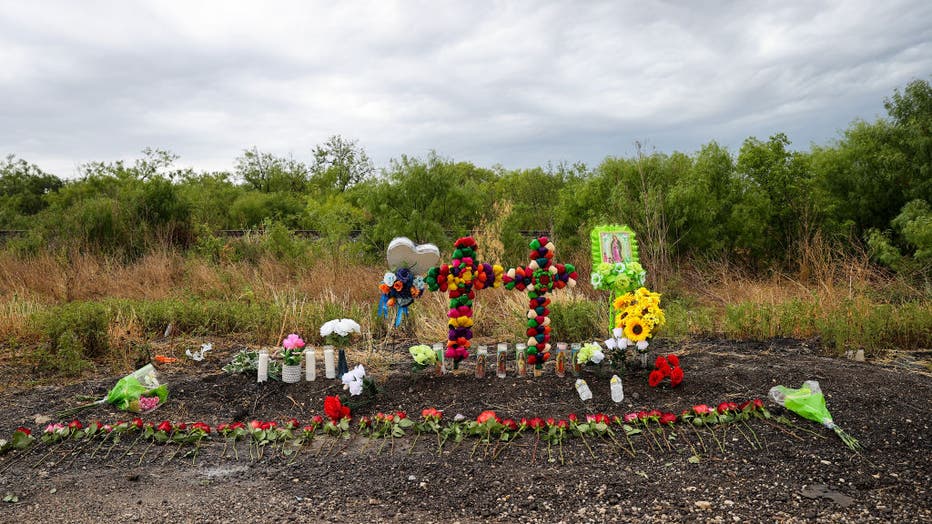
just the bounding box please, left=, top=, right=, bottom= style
left=610, top=375, right=624, bottom=403
left=575, top=379, right=592, bottom=401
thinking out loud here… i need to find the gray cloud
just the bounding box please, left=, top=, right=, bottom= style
left=1, top=0, right=930, bottom=177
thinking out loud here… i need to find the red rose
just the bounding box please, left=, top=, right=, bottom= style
left=568, top=413, right=578, bottom=423
left=192, top=422, right=211, bottom=434
left=396, top=411, right=407, bottom=420
left=176, top=422, right=188, bottom=431
left=648, top=370, right=664, bottom=387
left=132, top=417, right=144, bottom=429
left=68, top=420, right=83, bottom=430
left=477, top=410, right=498, bottom=424
left=753, top=398, right=764, bottom=410
left=156, top=421, right=172, bottom=433
left=654, top=356, right=668, bottom=369
left=249, top=420, right=262, bottom=430
left=285, top=418, right=299, bottom=429
left=324, top=396, right=351, bottom=423
left=546, top=417, right=556, bottom=426
left=692, top=404, right=711, bottom=415
left=528, top=417, right=544, bottom=429
left=717, top=402, right=731, bottom=414
left=503, top=419, right=518, bottom=431
left=659, top=363, right=672, bottom=377
left=557, top=420, right=568, bottom=429
left=670, top=366, right=684, bottom=387
left=231, top=422, right=246, bottom=430
left=637, top=411, right=649, bottom=420
left=15, top=426, right=30, bottom=436
left=648, top=409, right=662, bottom=419
left=659, top=413, right=677, bottom=425
left=623, top=413, right=638, bottom=423
left=666, top=354, right=680, bottom=367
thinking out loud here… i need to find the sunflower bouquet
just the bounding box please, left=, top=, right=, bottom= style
left=611, top=287, right=666, bottom=354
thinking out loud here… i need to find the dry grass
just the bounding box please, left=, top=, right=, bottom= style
left=0, top=250, right=383, bottom=305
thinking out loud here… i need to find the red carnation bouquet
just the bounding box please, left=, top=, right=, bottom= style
left=648, top=354, right=684, bottom=388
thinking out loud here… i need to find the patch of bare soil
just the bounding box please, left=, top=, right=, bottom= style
left=0, top=337, right=930, bottom=523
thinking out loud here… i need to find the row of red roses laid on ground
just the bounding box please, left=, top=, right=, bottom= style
left=0, top=397, right=828, bottom=467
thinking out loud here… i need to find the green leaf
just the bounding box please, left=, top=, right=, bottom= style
left=11, top=431, right=34, bottom=450
left=688, top=455, right=701, bottom=464
left=398, top=418, right=414, bottom=429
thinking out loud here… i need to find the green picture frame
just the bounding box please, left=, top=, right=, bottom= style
left=590, top=225, right=639, bottom=267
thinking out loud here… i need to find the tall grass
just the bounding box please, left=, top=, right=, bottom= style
left=0, top=238, right=928, bottom=377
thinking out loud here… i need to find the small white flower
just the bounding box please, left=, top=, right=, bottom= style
left=636, top=340, right=649, bottom=351
left=341, top=364, right=366, bottom=396
left=590, top=350, right=605, bottom=364
left=383, top=272, right=397, bottom=286
left=612, top=327, right=623, bottom=338
left=619, top=337, right=629, bottom=349
left=604, top=338, right=617, bottom=350
left=413, top=276, right=426, bottom=290
left=453, top=413, right=466, bottom=422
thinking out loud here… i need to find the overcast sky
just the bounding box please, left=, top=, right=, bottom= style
left=2, top=1, right=930, bottom=178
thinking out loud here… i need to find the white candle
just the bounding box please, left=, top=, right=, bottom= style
left=305, top=348, right=316, bottom=381
left=257, top=349, right=269, bottom=383
left=323, top=345, right=335, bottom=379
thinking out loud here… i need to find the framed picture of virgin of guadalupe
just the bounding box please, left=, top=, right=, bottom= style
left=591, top=225, right=638, bottom=265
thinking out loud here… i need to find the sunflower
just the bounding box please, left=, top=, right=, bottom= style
left=624, top=317, right=650, bottom=342
left=613, top=293, right=635, bottom=311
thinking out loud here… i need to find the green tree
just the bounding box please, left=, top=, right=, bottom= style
left=235, top=147, right=309, bottom=193
left=310, top=135, right=374, bottom=193
left=0, top=155, right=62, bottom=227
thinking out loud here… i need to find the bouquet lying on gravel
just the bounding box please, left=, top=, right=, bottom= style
left=769, top=380, right=861, bottom=451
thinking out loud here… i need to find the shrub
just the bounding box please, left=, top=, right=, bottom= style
left=38, top=301, right=109, bottom=359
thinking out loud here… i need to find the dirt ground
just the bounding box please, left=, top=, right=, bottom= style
left=0, top=337, right=930, bottom=523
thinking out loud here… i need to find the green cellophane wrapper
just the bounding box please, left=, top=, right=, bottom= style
left=106, top=364, right=169, bottom=412
left=769, top=381, right=861, bottom=451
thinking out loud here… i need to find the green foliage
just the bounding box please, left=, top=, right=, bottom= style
left=0, top=155, right=62, bottom=227
left=235, top=147, right=309, bottom=193
left=548, top=299, right=605, bottom=343
left=35, top=302, right=109, bottom=373
left=360, top=153, right=496, bottom=252
left=310, top=135, right=374, bottom=193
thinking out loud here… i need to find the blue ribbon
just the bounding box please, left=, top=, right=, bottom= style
left=378, top=295, right=409, bottom=327
left=394, top=305, right=409, bottom=327
left=377, top=294, right=389, bottom=319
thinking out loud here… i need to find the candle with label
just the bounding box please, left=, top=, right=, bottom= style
left=570, top=343, right=582, bottom=376
left=432, top=343, right=445, bottom=376
left=496, top=343, right=508, bottom=378
left=555, top=342, right=568, bottom=377
left=475, top=346, right=487, bottom=378
left=515, top=343, right=527, bottom=377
